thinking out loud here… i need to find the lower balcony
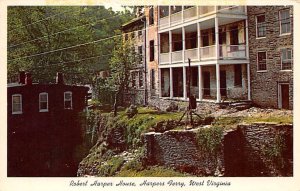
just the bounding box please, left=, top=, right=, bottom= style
left=160, top=44, right=247, bottom=64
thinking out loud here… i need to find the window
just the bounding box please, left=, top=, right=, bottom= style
left=234, top=64, right=242, bottom=86
left=257, top=51, right=267, bottom=71
left=139, top=71, right=143, bottom=88
left=280, top=9, right=291, bottom=34
left=64, top=92, right=72, bottom=109
left=138, top=46, right=143, bottom=62
left=125, top=34, right=128, bottom=41
left=138, top=30, right=142, bottom=37
left=281, top=48, right=292, bottom=70
left=12, top=94, right=22, bottom=114
left=149, top=7, right=154, bottom=25
left=150, top=40, right=154, bottom=61
left=151, top=69, right=155, bottom=89
left=131, top=31, right=135, bottom=39
left=39, top=92, right=48, bottom=112
left=131, top=72, right=136, bottom=88
left=171, top=6, right=182, bottom=14
left=256, top=14, right=266, bottom=38
left=159, top=6, right=169, bottom=18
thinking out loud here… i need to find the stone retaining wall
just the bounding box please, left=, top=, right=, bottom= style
left=143, top=128, right=225, bottom=176
left=143, top=123, right=293, bottom=176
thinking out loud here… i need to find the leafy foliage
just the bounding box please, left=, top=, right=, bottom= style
left=7, top=6, right=134, bottom=84
left=196, top=126, right=223, bottom=155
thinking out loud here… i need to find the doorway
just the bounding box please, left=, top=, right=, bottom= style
left=203, top=71, right=210, bottom=97
left=220, top=70, right=227, bottom=97
left=278, top=83, right=289, bottom=109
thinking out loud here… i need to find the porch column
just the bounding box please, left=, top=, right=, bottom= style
left=183, top=66, right=187, bottom=99
left=245, top=18, right=249, bottom=59
left=159, top=68, right=162, bottom=97
left=182, top=27, right=185, bottom=63
left=181, top=6, right=184, bottom=23
left=168, top=6, right=171, bottom=27
left=247, top=63, right=251, bottom=100
left=215, top=17, right=219, bottom=59
left=198, top=65, right=203, bottom=101
left=215, top=17, right=221, bottom=103
left=170, top=67, right=173, bottom=98
left=216, top=64, right=221, bottom=103
left=169, top=30, right=172, bottom=63
left=197, top=22, right=201, bottom=61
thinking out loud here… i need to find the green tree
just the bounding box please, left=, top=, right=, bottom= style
left=108, top=38, right=139, bottom=116
left=7, top=6, right=134, bottom=84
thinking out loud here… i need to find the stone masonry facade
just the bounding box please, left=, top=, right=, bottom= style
left=248, top=6, right=293, bottom=109
left=143, top=123, right=292, bottom=176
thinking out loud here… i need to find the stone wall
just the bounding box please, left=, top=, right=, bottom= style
left=248, top=6, right=293, bottom=109
left=235, top=123, right=293, bottom=176
left=143, top=123, right=293, bottom=176
left=143, top=129, right=225, bottom=176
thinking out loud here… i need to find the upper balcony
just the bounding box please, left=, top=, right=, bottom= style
left=159, top=20, right=248, bottom=65
left=159, top=6, right=246, bottom=30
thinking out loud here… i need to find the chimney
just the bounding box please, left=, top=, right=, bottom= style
left=56, top=72, right=64, bottom=84
left=19, top=71, right=26, bottom=84
left=25, top=72, right=32, bottom=85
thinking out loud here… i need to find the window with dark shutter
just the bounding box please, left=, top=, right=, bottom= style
left=150, top=40, right=154, bottom=61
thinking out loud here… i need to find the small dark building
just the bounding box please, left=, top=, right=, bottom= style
left=7, top=72, right=89, bottom=176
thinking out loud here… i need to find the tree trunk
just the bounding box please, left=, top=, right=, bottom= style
left=113, top=91, right=118, bottom=116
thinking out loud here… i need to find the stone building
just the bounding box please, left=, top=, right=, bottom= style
left=142, top=5, right=293, bottom=109
left=121, top=14, right=147, bottom=105
left=247, top=6, right=293, bottom=109
left=144, top=6, right=251, bottom=106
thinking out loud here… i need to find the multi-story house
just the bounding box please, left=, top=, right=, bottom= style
left=143, top=5, right=293, bottom=109
left=122, top=14, right=147, bottom=105
left=145, top=6, right=250, bottom=105
left=7, top=72, right=89, bottom=176
left=248, top=6, right=293, bottom=109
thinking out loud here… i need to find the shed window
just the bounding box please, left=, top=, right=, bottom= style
left=39, top=92, right=48, bottom=112
left=64, top=92, right=73, bottom=109
left=12, top=94, right=22, bottom=114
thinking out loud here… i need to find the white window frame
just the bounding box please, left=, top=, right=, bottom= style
left=64, top=91, right=73, bottom=109
left=281, top=48, right=293, bottom=71
left=39, top=92, right=49, bottom=112
left=257, top=51, right=267, bottom=72
left=279, top=9, right=291, bottom=35
left=12, top=94, right=22, bottom=114
left=256, top=14, right=266, bottom=38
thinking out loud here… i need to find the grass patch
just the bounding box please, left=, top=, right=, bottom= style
left=243, top=115, right=292, bottom=124
left=212, top=117, right=244, bottom=130
left=116, top=166, right=191, bottom=177
left=97, top=156, right=125, bottom=176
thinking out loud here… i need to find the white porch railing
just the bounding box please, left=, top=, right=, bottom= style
left=217, top=6, right=246, bottom=14
left=198, top=6, right=215, bottom=16
left=171, top=50, right=183, bottom=63
left=159, top=16, right=169, bottom=29
left=160, top=52, right=170, bottom=63
left=200, top=45, right=216, bottom=60
left=170, top=11, right=182, bottom=26
left=183, top=7, right=197, bottom=21
left=219, top=45, right=247, bottom=59
left=185, top=48, right=198, bottom=61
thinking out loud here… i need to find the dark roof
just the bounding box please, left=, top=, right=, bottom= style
left=7, top=83, right=89, bottom=91
left=121, top=15, right=146, bottom=31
